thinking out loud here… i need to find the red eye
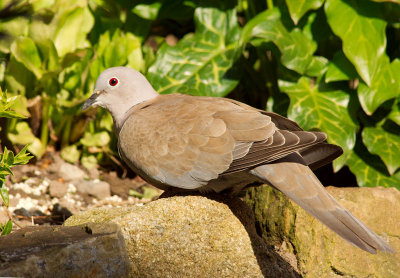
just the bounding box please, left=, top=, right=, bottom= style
left=109, top=77, right=118, bottom=86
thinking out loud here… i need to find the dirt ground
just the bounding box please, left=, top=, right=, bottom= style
left=0, top=150, right=162, bottom=230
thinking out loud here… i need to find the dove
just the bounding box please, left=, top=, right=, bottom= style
left=82, top=66, right=394, bottom=254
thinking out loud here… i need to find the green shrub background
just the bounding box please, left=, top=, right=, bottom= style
left=1, top=0, right=399, bottom=189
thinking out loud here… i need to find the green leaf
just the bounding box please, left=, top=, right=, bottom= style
left=0, top=187, right=9, bottom=207
left=10, top=37, right=42, bottom=79
left=80, top=131, right=110, bottom=147
left=325, top=0, right=387, bottom=86
left=362, top=127, right=400, bottom=175
left=325, top=51, right=358, bottom=82
left=285, top=0, right=325, bottom=25
left=60, top=145, right=81, bottom=164
left=347, top=151, right=400, bottom=189
left=147, top=7, right=241, bottom=97
left=357, top=58, right=400, bottom=115
left=8, top=122, right=45, bottom=158
left=279, top=77, right=358, bottom=170
left=1, top=220, right=12, bottom=236
left=304, top=56, right=328, bottom=77
left=243, top=8, right=316, bottom=74
left=81, top=155, right=97, bottom=170
left=53, top=7, right=94, bottom=57
left=132, top=2, right=162, bottom=20
left=14, top=145, right=33, bottom=165
left=142, top=186, right=159, bottom=199
left=388, top=102, right=400, bottom=126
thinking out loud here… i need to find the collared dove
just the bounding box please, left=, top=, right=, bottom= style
left=82, top=67, right=394, bottom=254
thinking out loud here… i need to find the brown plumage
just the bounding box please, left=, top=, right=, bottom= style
left=82, top=67, right=394, bottom=254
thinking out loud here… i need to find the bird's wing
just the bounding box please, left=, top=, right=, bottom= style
left=118, top=94, right=270, bottom=189
left=118, top=94, right=334, bottom=189
left=250, top=154, right=394, bottom=254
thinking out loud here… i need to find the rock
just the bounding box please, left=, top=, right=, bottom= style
left=76, top=180, right=111, bottom=199
left=58, top=162, right=87, bottom=182
left=0, top=223, right=129, bottom=278
left=245, top=185, right=400, bottom=278
left=65, top=194, right=300, bottom=277
left=49, top=180, right=67, bottom=198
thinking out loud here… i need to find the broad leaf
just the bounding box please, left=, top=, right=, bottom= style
left=80, top=131, right=110, bottom=147
left=362, top=127, right=400, bottom=175
left=358, top=58, right=400, bottom=115
left=243, top=8, right=316, bottom=74
left=8, top=122, right=45, bottom=157
left=285, top=0, right=325, bottom=25
left=325, top=0, right=387, bottom=86
left=53, top=6, right=94, bottom=57
left=347, top=151, right=400, bottom=189
left=304, top=56, right=328, bottom=77
left=132, top=2, right=162, bottom=20
left=147, top=7, right=241, bottom=96
left=10, top=37, right=42, bottom=79
left=325, top=51, right=358, bottom=82
left=60, top=145, right=81, bottom=164
left=388, top=101, right=400, bottom=126
left=279, top=77, right=358, bottom=170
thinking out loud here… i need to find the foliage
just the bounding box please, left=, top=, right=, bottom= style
left=0, top=88, right=33, bottom=235
left=1, top=0, right=399, bottom=189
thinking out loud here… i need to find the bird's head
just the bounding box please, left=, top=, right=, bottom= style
left=82, top=67, right=158, bottom=128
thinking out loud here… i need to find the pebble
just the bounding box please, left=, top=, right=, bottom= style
left=76, top=180, right=111, bottom=200
left=49, top=180, right=68, bottom=198
left=59, top=163, right=87, bottom=182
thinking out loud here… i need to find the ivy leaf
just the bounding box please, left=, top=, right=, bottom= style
left=243, top=8, right=316, bottom=74
left=347, top=151, right=400, bottom=189
left=304, top=56, right=328, bottom=77
left=362, top=127, right=400, bottom=175
left=10, top=37, right=42, bottom=79
left=325, top=51, right=358, bottom=83
left=358, top=58, right=400, bottom=115
left=279, top=77, right=358, bottom=170
left=325, top=0, right=387, bottom=86
left=285, top=0, right=325, bottom=25
left=388, top=101, right=400, bottom=126
left=147, top=7, right=241, bottom=97
left=132, top=2, right=162, bottom=20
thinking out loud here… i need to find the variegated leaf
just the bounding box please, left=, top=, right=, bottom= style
left=279, top=77, right=358, bottom=171
left=147, top=7, right=241, bottom=97
left=362, top=127, right=400, bottom=175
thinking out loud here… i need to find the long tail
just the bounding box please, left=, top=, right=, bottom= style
left=250, top=160, right=394, bottom=254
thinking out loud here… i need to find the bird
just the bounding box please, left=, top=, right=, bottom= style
left=82, top=66, right=394, bottom=254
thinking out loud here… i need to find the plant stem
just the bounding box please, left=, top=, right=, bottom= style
left=267, top=0, right=274, bottom=9
left=40, top=96, right=50, bottom=149
left=61, top=116, right=72, bottom=148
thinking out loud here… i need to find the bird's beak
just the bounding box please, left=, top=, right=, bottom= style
left=81, top=90, right=102, bottom=111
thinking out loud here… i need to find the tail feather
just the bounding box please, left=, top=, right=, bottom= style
left=250, top=160, right=394, bottom=254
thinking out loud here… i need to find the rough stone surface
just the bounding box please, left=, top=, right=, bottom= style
left=0, top=223, right=129, bottom=278
left=58, top=162, right=87, bottom=182
left=48, top=180, right=68, bottom=198
left=245, top=185, right=400, bottom=278
left=65, top=194, right=300, bottom=277
left=76, top=180, right=111, bottom=199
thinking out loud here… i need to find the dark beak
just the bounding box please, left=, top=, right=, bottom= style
left=81, top=91, right=101, bottom=111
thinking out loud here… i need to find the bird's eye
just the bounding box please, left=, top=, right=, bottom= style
left=109, top=77, right=119, bottom=86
